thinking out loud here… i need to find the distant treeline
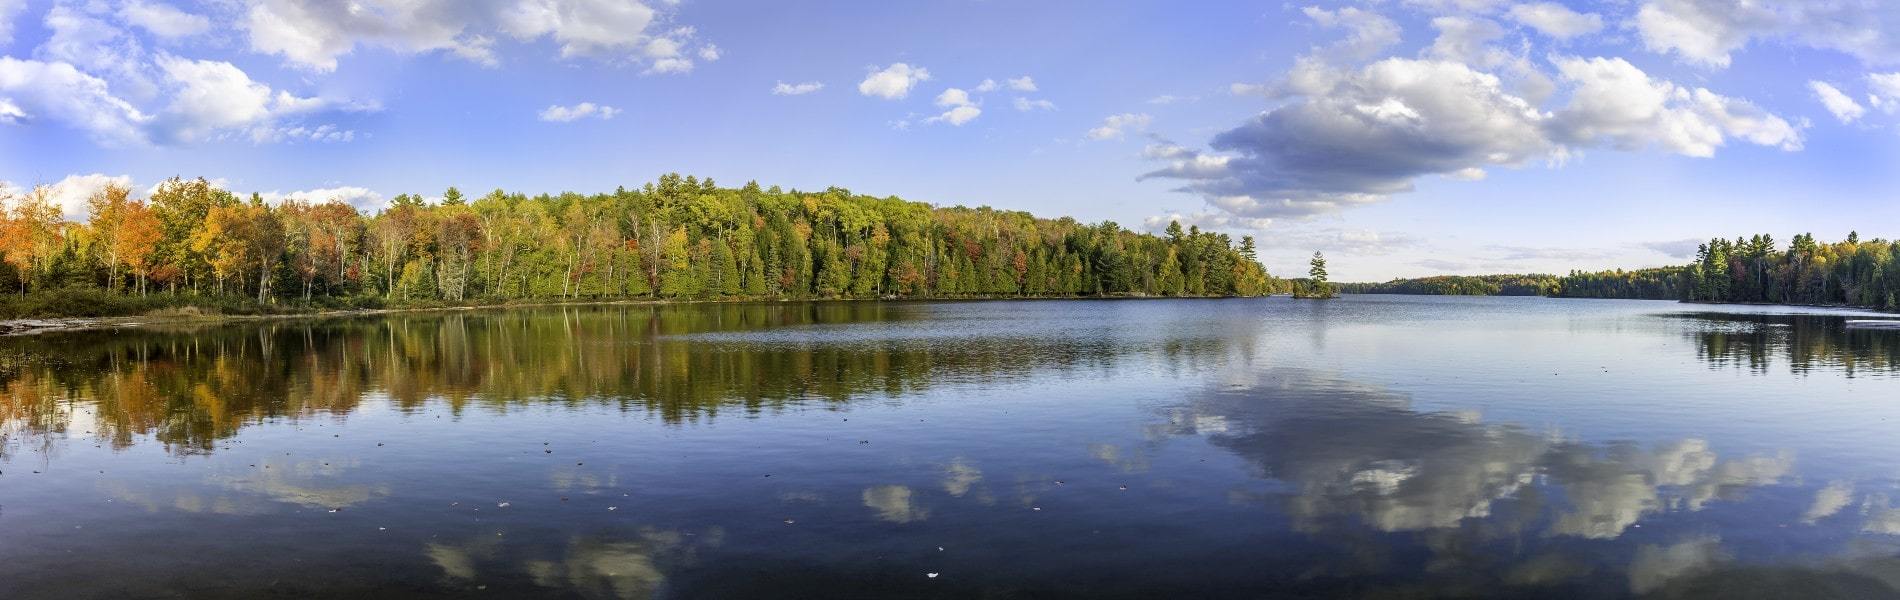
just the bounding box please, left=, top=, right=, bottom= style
left=1342, top=232, right=1900, bottom=312
left=1337, top=274, right=1557, bottom=296
left=0, top=174, right=1285, bottom=317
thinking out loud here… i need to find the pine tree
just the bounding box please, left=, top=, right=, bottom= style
left=1300, top=251, right=1335, bottom=299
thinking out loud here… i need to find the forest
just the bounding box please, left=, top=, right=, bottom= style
left=1336, top=274, right=1557, bottom=296
left=0, top=174, right=1283, bottom=317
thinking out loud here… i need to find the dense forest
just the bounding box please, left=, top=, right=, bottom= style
left=1683, top=233, right=1900, bottom=309
left=0, top=174, right=1284, bottom=317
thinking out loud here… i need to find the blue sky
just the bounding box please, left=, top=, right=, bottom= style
left=2, top=0, right=1897, bottom=281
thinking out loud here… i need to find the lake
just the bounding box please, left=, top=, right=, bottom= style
left=3, top=296, right=1900, bottom=599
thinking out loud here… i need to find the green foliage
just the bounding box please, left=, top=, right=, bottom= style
left=1339, top=274, right=1558, bottom=296
left=1294, top=251, right=1336, bottom=299
left=2, top=173, right=1289, bottom=318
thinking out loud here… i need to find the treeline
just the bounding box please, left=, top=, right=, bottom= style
left=0, top=174, right=1283, bottom=316
left=1342, top=232, right=1900, bottom=312
left=1685, top=233, right=1900, bottom=310
left=1337, top=274, right=1556, bottom=296
left=1550, top=267, right=1686, bottom=300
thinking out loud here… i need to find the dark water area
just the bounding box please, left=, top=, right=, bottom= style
left=4, top=296, right=1900, bottom=599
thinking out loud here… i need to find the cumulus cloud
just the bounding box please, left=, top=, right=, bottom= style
left=926, top=87, right=980, bottom=126
left=1548, top=55, right=1801, bottom=156
left=1635, top=0, right=1900, bottom=69
left=1809, top=81, right=1865, bottom=123
left=973, top=78, right=998, bottom=93
left=3, top=8, right=360, bottom=149
left=1143, top=56, right=1800, bottom=222
left=538, top=101, right=620, bottom=122
left=154, top=54, right=308, bottom=143
left=771, top=81, right=823, bottom=95
left=1005, top=75, right=1037, bottom=92
left=241, top=0, right=712, bottom=74
left=1086, top=112, right=1150, bottom=140
left=119, top=1, right=212, bottom=40
left=0, top=56, right=151, bottom=145
left=858, top=63, right=930, bottom=99
left=1507, top=3, right=1603, bottom=40
left=15, top=173, right=138, bottom=220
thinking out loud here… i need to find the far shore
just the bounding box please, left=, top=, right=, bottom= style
left=0, top=293, right=1238, bottom=337
left=7, top=293, right=1894, bottom=338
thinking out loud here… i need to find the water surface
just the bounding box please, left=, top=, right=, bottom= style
left=4, top=296, right=1900, bottom=598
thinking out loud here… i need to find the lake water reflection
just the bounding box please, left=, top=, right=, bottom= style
left=3, top=296, right=1900, bottom=598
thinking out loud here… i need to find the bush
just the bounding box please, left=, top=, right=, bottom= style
left=0, top=287, right=289, bottom=319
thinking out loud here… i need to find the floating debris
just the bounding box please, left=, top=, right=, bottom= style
left=927, top=573, right=940, bottom=578
left=497, top=502, right=511, bottom=508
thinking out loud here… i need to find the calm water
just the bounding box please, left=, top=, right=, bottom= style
left=4, top=296, right=1900, bottom=599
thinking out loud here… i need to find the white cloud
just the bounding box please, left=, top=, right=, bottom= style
left=262, top=186, right=386, bottom=212
left=926, top=87, right=980, bottom=125
left=1142, top=211, right=1275, bottom=233
left=242, top=0, right=708, bottom=74
left=858, top=63, right=930, bottom=99
left=1302, top=5, right=1402, bottom=62
left=151, top=53, right=337, bottom=144
left=251, top=123, right=357, bottom=144
left=1148, top=94, right=1198, bottom=105
left=1142, top=56, right=1801, bottom=221
left=1642, top=239, right=1704, bottom=259
left=245, top=0, right=495, bottom=72
left=119, top=1, right=212, bottom=40
left=771, top=81, right=823, bottom=96
left=1549, top=55, right=1801, bottom=156
left=0, top=56, right=151, bottom=145
left=36, top=4, right=157, bottom=100
left=1229, top=82, right=1267, bottom=96
left=1635, top=0, right=1900, bottom=69
left=0, top=0, right=23, bottom=46
left=973, top=78, right=998, bottom=93
left=1006, top=76, right=1037, bottom=92
left=1013, top=97, right=1056, bottom=111
left=1425, top=16, right=1505, bottom=65
left=1087, top=112, right=1151, bottom=140
left=1400, top=0, right=1511, bottom=13
left=155, top=54, right=276, bottom=140
left=1508, top=3, right=1603, bottom=40
left=31, top=173, right=137, bottom=220
left=538, top=101, right=620, bottom=122
left=1808, top=80, right=1865, bottom=123
left=1869, top=72, right=1900, bottom=112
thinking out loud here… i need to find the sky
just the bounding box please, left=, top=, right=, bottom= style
left=1, top=0, right=1898, bottom=281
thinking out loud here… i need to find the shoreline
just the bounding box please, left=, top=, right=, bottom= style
left=0, top=293, right=1254, bottom=337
